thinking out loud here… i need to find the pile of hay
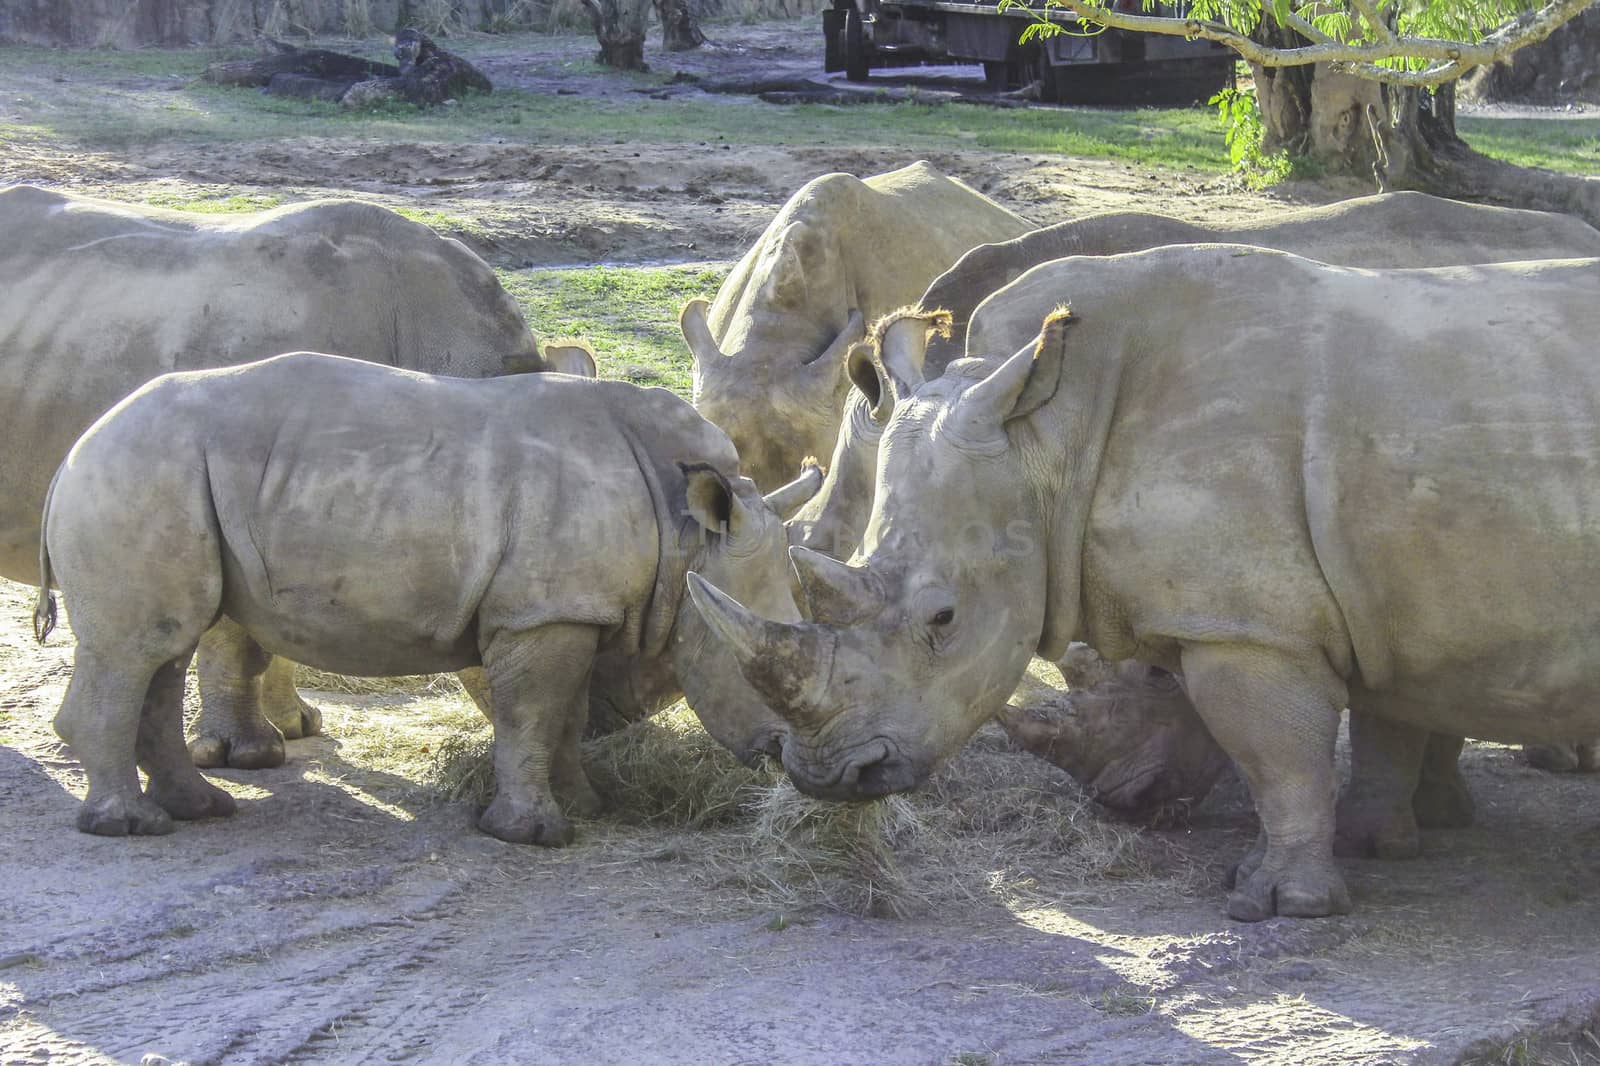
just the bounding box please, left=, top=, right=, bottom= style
left=428, top=695, right=1194, bottom=920
left=296, top=666, right=462, bottom=698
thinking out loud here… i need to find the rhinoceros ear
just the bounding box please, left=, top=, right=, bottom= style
left=540, top=338, right=597, bottom=378
left=680, top=462, right=734, bottom=534
left=681, top=462, right=769, bottom=546
left=846, top=340, right=886, bottom=419
left=957, top=306, right=1073, bottom=431
left=680, top=298, right=725, bottom=374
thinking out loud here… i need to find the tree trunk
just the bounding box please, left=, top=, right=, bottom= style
left=1250, top=19, right=1600, bottom=232
left=654, top=0, right=703, bottom=51
left=1460, top=5, right=1600, bottom=105
left=581, top=0, right=650, bottom=70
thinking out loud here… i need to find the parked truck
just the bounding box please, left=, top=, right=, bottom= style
left=822, top=0, right=1235, bottom=104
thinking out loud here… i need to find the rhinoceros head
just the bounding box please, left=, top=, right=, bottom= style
left=681, top=220, right=867, bottom=492
left=688, top=310, right=1074, bottom=799
left=788, top=309, right=945, bottom=561
left=669, top=461, right=822, bottom=765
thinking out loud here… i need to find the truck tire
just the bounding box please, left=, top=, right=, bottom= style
left=845, top=7, right=869, bottom=82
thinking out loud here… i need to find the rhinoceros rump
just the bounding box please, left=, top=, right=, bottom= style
left=683, top=160, right=1030, bottom=492
left=38, top=355, right=802, bottom=844
left=693, top=246, right=1600, bottom=920
left=0, top=185, right=556, bottom=770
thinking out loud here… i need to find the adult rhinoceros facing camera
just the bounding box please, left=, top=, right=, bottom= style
left=0, top=185, right=562, bottom=771
left=682, top=160, right=1031, bottom=492
left=691, top=246, right=1600, bottom=921
left=789, top=191, right=1600, bottom=852
left=37, top=356, right=802, bottom=845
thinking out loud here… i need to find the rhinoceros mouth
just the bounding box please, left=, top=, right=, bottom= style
left=783, top=737, right=918, bottom=801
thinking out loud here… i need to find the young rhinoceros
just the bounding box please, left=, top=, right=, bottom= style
left=36, top=353, right=800, bottom=845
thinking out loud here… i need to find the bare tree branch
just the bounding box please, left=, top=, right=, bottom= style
left=1283, top=10, right=1337, bottom=45
left=1017, top=0, right=1598, bottom=86
left=1346, top=0, right=1398, bottom=44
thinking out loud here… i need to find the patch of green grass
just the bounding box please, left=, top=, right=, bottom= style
left=1089, top=984, right=1157, bottom=1016
left=391, top=206, right=489, bottom=238
left=1459, top=116, right=1600, bottom=177
left=498, top=265, right=727, bottom=395
left=142, top=191, right=284, bottom=213
left=0, top=43, right=1229, bottom=171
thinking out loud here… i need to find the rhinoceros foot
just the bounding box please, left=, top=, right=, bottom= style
left=554, top=771, right=604, bottom=819
left=1225, top=835, right=1350, bottom=921
left=1523, top=742, right=1600, bottom=774
left=76, top=793, right=175, bottom=837
left=478, top=796, right=575, bottom=847
left=146, top=776, right=238, bottom=821
left=261, top=659, right=323, bottom=740
left=187, top=727, right=286, bottom=771
left=1333, top=791, right=1421, bottom=860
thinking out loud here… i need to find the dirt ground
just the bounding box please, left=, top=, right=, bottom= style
left=6, top=21, right=1600, bottom=1066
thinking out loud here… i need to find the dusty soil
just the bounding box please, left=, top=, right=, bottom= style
left=6, top=22, right=1600, bottom=1066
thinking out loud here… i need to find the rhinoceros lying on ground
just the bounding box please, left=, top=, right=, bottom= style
left=690, top=246, right=1600, bottom=920
left=37, top=354, right=801, bottom=844
left=788, top=192, right=1600, bottom=846
left=682, top=160, right=1031, bottom=491
left=0, top=185, right=595, bottom=770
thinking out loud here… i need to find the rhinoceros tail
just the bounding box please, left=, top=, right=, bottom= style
left=33, top=463, right=63, bottom=644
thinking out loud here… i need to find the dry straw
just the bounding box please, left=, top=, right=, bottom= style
left=426, top=692, right=1197, bottom=920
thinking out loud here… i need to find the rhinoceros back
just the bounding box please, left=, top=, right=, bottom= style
left=0, top=187, right=537, bottom=584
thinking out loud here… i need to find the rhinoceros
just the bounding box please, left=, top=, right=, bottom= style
left=682, top=160, right=1031, bottom=492
left=36, top=353, right=802, bottom=844
left=0, top=185, right=595, bottom=770
left=795, top=192, right=1600, bottom=562
left=787, top=192, right=1600, bottom=850
left=689, top=246, right=1600, bottom=920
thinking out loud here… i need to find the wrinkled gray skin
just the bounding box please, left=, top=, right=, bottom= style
left=692, top=246, right=1600, bottom=920
left=584, top=460, right=823, bottom=735
left=39, top=355, right=802, bottom=845
left=997, top=655, right=1232, bottom=817
left=791, top=191, right=1600, bottom=845
left=683, top=160, right=1030, bottom=491
left=0, top=185, right=559, bottom=769
left=799, top=191, right=1600, bottom=558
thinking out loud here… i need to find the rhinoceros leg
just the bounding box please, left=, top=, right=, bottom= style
left=459, top=665, right=600, bottom=816
left=55, top=650, right=176, bottom=837
left=458, top=665, right=492, bottom=718
left=260, top=656, right=323, bottom=741
left=189, top=618, right=287, bottom=770
left=137, top=653, right=236, bottom=822
left=1413, top=733, right=1474, bottom=829
left=1335, top=712, right=1427, bottom=859
left=475, top=623, right=599, bottom=847
left=1181, top=644, right=1349, bottom=922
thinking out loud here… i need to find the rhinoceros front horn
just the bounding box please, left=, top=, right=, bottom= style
left=788, top=545, right=883, bottom=625
left=685, top=572, right=837, bottom=728
left=680, top=298, right=725, bottom=372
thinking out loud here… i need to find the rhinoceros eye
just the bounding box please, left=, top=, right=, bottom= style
left=930, top=607, right=955, bottom=627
